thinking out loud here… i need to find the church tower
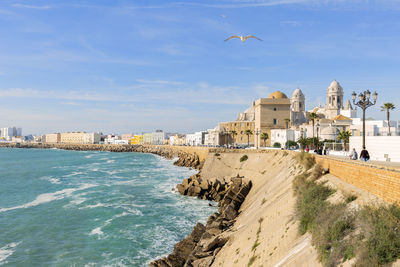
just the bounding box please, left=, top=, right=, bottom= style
left=290, top=88, right=306, bottom=125
left=325, top=80, right=344, bottom=119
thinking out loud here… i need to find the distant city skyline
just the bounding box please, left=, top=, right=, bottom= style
left=0, top=0, right=399, bottom=135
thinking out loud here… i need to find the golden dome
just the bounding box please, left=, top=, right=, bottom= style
left=267, top=91, right=288, bottom=99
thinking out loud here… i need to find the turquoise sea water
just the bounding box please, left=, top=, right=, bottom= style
left=0, top=148, right=216, bottom=266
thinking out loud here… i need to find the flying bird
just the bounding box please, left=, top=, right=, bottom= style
left=224, top=35, right=262, bottom=42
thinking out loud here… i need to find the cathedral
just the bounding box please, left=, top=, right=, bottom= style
left=208, top=80, right=356, bottom=146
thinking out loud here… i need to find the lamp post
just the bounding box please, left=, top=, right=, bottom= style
left=316, top=119, right=320, bottom=149
left=255, top=129, right=260, bottom=149
left=352, top=90, right=378, bottom=149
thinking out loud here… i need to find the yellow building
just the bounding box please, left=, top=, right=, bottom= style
left=131, top=135, right=144, bottom=145
left=218, top=121, right=255, bottom=146
left=254, top=91, right=291, bottom=146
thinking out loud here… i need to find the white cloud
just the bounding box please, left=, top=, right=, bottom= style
left=11, top=4, right=52, bottom=10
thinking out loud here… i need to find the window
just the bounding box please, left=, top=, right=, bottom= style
left=273, top=119, right=277, bottom=125
left=247, top=123, right=249, bottom=126
left=299, top=103, right=302, bottom=108
left=241, top=131, right=243, bottom=134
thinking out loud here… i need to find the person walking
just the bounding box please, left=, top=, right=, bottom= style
left=360, top=147, right=370, bottom=162
left=349, top=148, right=358, bottom=160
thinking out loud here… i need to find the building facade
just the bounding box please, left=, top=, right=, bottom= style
left=45, top=133, right=61, bottom=143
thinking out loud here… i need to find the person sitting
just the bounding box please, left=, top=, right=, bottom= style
left=360, top=147, right=370, bottom=162
left=349, top=148, right=358, bottom=160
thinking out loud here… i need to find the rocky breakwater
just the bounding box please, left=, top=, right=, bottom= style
left=150, top=175, right=252, bottom=267
left=0, top=143, right=201, bottom=169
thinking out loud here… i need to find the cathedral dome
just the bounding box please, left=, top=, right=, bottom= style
left=320, top=126, right=339, bottom=140
left=268, top=91, right=288, bottom=99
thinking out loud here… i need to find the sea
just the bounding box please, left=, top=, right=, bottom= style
left=0, top=148, right=216, bottom=266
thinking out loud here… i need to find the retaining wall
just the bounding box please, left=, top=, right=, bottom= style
left=315, top=155, right=400, bottom=204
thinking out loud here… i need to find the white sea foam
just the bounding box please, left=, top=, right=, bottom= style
left=63, top=171, right=84, bottom=178
left=0, top=184, right=96, bottom=213
left=40, top=176, right=61, bottom=184
left=89, top=212, right=130, bottom=237
left=89, top=227, right=104, bottom=236
left=82, top=203, right=106, bottom=209
left=106, top=160, right=115, bottom=164
left=0, top=242, right=20, bottom=265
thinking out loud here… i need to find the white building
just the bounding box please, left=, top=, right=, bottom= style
left=194, top=131, right=207, bottom=146
left=270, top=129, right=301, bottom=147
left=1, top=127, right=21, bottom=140
left=186, top=134, right=196, bottom=146
left=152, top=130, right=165, bottom=145
left=350, top=118, right=398, bottom=136
left=83, top=132, right=101, bottom=144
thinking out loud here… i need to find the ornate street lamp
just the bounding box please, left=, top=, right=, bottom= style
left=352, top=90, right=378, bottom=149
left=316, top=119, right=320, bottom=148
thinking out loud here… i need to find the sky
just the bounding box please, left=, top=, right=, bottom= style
left=1, top=0, right=400, bottom=135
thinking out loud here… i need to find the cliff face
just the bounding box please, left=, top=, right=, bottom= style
left=0, top=143, right=202, bottom=169
left=151, top=150, right=322, bottom=267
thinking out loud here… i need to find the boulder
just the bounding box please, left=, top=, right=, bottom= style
left=191, top=256, right=214, bottom=267
left=199, top=180, right=209, bottom=190
left=177, top=184, right=187, bottom=195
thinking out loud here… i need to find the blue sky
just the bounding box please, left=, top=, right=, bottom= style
left=1, top=0, right=400, bottom=135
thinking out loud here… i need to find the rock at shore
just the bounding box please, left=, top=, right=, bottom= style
left=150, top=175, right=252, bottom=267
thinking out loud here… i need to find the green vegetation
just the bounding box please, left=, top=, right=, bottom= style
left=295, top=151, right=316, bottom=170
left=273, top=142, right=281, bottom=148
left=337, top=131, right=351, bottom=151
left=345, top=194, right=357, bottom=203
left=381, top=103, right=396, bottom=136
left=357, top=205, right=400, bottom=266
left=285, top=140, right=297, bottom=148
left=214, top=153, right=220, bottom=156
left=260, top=132, right=269, bottom=147
left=245, top=130, right=253, bottom=147
left=248, top=217, right=264, bottom=266
left=240, top=155, right=248, bottom=162
left=293, top=156, right=400, bottom=266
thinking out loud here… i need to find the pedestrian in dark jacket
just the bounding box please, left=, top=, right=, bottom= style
left=360, top=147, right=370, bottom=162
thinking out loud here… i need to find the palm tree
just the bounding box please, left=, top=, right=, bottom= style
left=284, top=118, right=290, bottom=130
left=260, top=132, right=269, bottom=147
left=381, top=103, right=395, bottom=136
left=297, top=137, right=308, bottom=151
left=245, top=129, right=253, bottom=147
left=308, top=112, right=319, bottom=148
left=337, top=131, right=351, bottom=151
left=230, top=130, right=237, bottom=145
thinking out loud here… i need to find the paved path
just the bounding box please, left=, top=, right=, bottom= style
left=322, top=154, right=400, bottom=170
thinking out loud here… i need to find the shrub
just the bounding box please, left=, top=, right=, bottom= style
left=356, top=205, right=400, bottom=265
left=240, top=155, right=248, bottom=162
left=294, top=172, right=334, bottom=235
left=295, top=151, right=316, bottom=170
left=346, top=195, right=357, bottom=203
left=273, top=142, right=281, bottom=148
left=215, top=153, right=220, bottom=156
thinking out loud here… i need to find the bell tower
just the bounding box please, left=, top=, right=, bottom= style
left=326, top=80, right=344, bottom=119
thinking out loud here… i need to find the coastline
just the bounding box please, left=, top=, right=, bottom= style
left=0, top=143, right=202, bottom=169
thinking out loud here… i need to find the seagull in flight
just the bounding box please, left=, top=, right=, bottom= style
left=224, top=35, right=262, bottom=42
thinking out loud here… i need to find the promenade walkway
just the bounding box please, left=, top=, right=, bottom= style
left=321, top=154, right=400, bottom=171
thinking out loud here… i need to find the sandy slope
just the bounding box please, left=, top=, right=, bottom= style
left=200, top=151, right=321, bottom=267
left=199, top=150, right=385, bottom=267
